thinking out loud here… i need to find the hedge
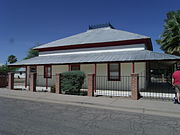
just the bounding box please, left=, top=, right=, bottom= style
left=60, top=71, right=86, bottom=95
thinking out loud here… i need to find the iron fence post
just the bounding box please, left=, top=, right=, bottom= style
left=8, top=72, right=14, bottom=90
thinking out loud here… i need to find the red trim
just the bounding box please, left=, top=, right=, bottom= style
left=132, top=62, right=135, bottom=73
left=68, top=65, right=71, bottom=71
left=35, top=38, right=152, bottom=52
left=46, top=78, right=48, bottom=89
left=107, top=63, right=121, bottom=81
left=44, top=65, right=52, bottom=78
left=93, top=64, right=96, bottom=92
left=94, top=64, right=97, bottom=74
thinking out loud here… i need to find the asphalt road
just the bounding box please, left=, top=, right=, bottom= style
left=0, top=97, right=180, bottom=135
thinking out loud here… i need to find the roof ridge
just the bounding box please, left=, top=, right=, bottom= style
left=88, top=23, right=114, bottom=30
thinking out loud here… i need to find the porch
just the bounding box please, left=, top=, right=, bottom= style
left=12, top=62, right=146, bottom=92
left=9, top=61, right=176, bottom=100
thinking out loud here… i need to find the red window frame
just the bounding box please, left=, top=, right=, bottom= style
left=44, top=65, right=52, bottom=78
left=108, top=63, right=121, bottom=81
left=70, top=64, right=80, bottom=71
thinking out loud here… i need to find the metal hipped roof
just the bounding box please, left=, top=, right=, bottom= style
left=9, top=50, right=180, bottom=66
left=34, top=27, right=150, bottom=49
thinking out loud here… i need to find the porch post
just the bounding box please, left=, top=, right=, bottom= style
left=93, top=63, right=96, bottom=92
left=8, top=72, right=14, bottom=90
left=88, top=74, right=95, bottom=96
left=25, top=66, right=27, bottom=88
left=68, top=65, right=71, bottom=71
left=29, top=73, right=36, bottom=92
left=132, top=62, right=135, bottom=73
left=55, top=73, right=61, bottom=94
left=131, top=73, right=140, bottom=100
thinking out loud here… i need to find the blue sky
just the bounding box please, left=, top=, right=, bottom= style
left=0, top=0, right=179, bottom=64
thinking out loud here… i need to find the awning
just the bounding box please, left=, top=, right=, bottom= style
left=9, top=50, right=180, bottom=66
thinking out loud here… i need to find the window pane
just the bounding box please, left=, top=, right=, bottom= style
left=109, top=63, right=120, bottom=80
left=30, top=66, right=36, bottom=72
left=109, top=63, right=119, bottom=72
left=110, top=72, right=119, bottom=76
left=110, top=72, right=119, bottom=80
left=44, top=66, right=51, bottom=78
left=71, top=65, right=80, bottom=71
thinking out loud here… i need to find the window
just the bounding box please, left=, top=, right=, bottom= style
left=70, top=64, right=80, bottom=71
left=108, top=63, right=120, bottom=81
left=30, top=66, right=36, bottom=73
left=44, top=65, right=52, bottom=78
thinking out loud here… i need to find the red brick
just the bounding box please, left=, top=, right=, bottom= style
left=131, top=73, right=140, bottom=100
left=55, top=73, right=61, bottom=94
left=8, top=72, right=14, bottom=90
left=29, top=73, right=36, bottom=92
left=88, top=74, right=95, bottom=96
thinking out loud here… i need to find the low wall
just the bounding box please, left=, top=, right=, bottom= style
left=0, top=74, right=8, bottom=87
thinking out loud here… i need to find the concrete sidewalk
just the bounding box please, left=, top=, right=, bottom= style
left=0, top=88, right=180, bottom=118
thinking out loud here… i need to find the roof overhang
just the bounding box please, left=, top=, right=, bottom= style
left=9, top=50, right=180, bottom=67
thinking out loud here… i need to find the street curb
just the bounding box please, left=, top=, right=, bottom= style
left=0, top=94, right=180, bottom=118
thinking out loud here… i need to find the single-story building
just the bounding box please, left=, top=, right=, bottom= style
left=9, top=24, right=180, bottom=97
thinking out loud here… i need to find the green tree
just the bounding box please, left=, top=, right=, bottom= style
left=0, top=65, right=8, bottom=74
left=8, top=55, right=17, bottom=64
left=156, top=10, right=180, bottom=56
left=24, top=48, right=39, bottom=60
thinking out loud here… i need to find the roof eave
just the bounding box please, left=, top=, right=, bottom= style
left=9, top=59, right=180, bottom=67
left=34, top=38, right=153, bottom=52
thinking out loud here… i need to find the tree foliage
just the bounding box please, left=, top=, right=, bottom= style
left=0, top=65, right=8, bottom=74
left=0, top=65, right=17, bottom=74
left=24, top=48, right=39, bottom=60
left=156, top=10, right=180, bottom=56
left=8, top=55, right=17, bottom=64
left=0, top=55, right=18, bottom=74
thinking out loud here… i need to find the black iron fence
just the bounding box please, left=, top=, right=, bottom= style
left=139, top=76, right=175, bottom=100
left=95, top=76, right=131, bottom=97
left=13, top=73, right=26, bottom=90
left=11, top=71, right=176, bottom=101
left=36, top=75, right=56, bottom=92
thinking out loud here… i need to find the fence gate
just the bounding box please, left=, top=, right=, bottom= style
left=36, top=74, right=56, bottom=92
left=95, top=76, right=131, bottom=97
left=139, top=75, right=175, bottom=100
left=13, top=72, right=26, bottom=90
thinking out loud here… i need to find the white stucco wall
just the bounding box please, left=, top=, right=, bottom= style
left=36, top=65, right=68, bottom=87
left=95, top=63, right=145, bottom=90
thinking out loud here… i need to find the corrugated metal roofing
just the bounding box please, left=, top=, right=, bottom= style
left=10, top=50, right=180, bottom=66
left=34, top=27, right=150, bottom=49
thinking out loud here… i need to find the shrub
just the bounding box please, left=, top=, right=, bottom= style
left=61, top=71, right=86, bottom=95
